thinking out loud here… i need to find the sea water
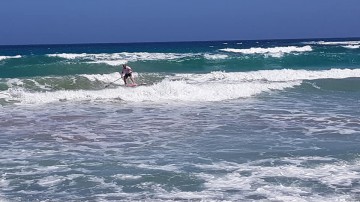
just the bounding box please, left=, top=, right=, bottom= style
left=1, top=38, right=360, bottom=201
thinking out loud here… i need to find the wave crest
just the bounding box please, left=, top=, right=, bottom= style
left=47, top=52, right=199, bottom=66
left=3, top=68, right=360, bottom=104
left=219, top=46, right=312, bottom=57
left=0, top=55, right=22, bottom=61
left=304, top=41, right=360, bottom=45
left=342, top=45, right=360, bottom=49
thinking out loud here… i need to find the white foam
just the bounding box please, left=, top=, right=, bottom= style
left=305, top=40, right=360, bottom=45
left=342, top=45, right=360, bottom=49
left=113, top=174, right=142, bottom=180
left=6, top=78, right=24, bottom=87
left=7, top=79, right=299, bottom=104
left=156, top=190, right=223, bottom=200
left=5, top=68, right=360, bottom=104
left=87, top=60, right=128, bottom=66
left=177, top=68, right=360, bottom=83
left=203, top=54, right=228, bottom=60
left=196, top=157, right=360, bottom=201
left=38, top=176, right=65, bottom=187
left=4, top=78, right=52, bottom=91
left=48, top=52, right=234, bottom=64
left=47, top=53, right=88, bottom=59
left=0, top=55, right=21, bottom=61
left=220, top=46, right=312, bottom=57
left=47, top=52, right=198, bottom=64
left=0, top=92, right=10, bottom=99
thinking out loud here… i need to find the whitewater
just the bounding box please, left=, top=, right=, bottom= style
left=1, top=38, right=360, bottom=201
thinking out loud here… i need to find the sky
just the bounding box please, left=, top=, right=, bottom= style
left=0, top=0, right=360, bottom=45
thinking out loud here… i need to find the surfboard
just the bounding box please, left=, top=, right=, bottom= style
left=125, top=83, right=148, bottom=87
left=126, top=83, right=137, bottom=87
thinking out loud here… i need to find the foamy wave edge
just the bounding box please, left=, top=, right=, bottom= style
left=8, top=81, right=299, bottom=104
left=342, top=45, right=360, bottom=49
left=46, top=52, right=231, bottom=65
left=219, top=46, right=312, bottom=57
left=304, top=40, right=360, bottom=45
left=4, top=68, right=360, bottom=104
left=0, top=55, right=21, bottom=61
left=178, top=68, right=360, bottom=82
left=46, top=52, right=199, bottom=63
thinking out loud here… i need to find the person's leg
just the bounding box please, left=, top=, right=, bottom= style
left=123, top=76, right=127, bottom=85
left=130, top=75, right=135, bottom=84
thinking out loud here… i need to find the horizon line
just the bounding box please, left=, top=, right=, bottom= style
left=1, top=36, right=360, bottom=47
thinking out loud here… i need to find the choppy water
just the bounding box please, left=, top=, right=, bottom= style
left=1, top=38, right=360, bottom=201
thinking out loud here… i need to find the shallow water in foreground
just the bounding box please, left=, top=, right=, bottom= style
left=1, top=87, right=360, bottom=201
left=1, top=38, right=360, bottom=201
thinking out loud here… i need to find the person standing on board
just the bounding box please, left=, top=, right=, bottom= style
left=121, top=64, right=136, bottom=85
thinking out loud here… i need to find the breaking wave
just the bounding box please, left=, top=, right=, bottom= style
left=0, top=55, right=21, bottom=61
left=47, top=52, right=201, bottom=66
left=1, top=68, right=360, bottom=105
left=304, top=40, right=360, bottom=46
left=219, top=46, right=312, bottom=58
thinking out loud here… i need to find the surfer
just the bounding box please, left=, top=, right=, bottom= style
left=121, top=64, right=136, bottom=85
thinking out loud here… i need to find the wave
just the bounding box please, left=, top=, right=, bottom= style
left=219, top=46, right=312, bottom=58
left=2, top=68, right=360, bottom=105
left=342, top=45, right=360, bottom=49
left=87, top=60, right=128, bottom=66
left=203, top=54, right=228, bottom=60
left=304, top=41, right=360, bottom=45
left=47, top=52, right=197, bottom=61
left=46, top=52, right=233, bottom=66
left=5, top=80, right=299, bottom=104
left=0, top=55, right=21, bottom=61
left=47, top=52, right=200, bottom=66
left=176, top=68, right=360, bottom=82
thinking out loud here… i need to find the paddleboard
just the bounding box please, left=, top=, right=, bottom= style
left=126, top=83, right=137, bottom=87
left=126, top=83, right=148, bottom=87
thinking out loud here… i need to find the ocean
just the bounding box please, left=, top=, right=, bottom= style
left=1, top=38, right=360, bottom=201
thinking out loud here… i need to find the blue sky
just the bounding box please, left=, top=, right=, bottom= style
left=0, top=0, right=360, bottom=45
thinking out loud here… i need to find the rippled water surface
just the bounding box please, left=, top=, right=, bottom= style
left=1, top=88, right=360, bottom=201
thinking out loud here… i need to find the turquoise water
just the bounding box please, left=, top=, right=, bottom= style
left=1, top=38, right=360, bottom=201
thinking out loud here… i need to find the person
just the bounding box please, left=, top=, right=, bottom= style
left=121, top=64, right=136, bottom=85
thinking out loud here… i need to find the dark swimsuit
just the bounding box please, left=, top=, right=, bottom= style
left=124, top=73, right=132, bottom=79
